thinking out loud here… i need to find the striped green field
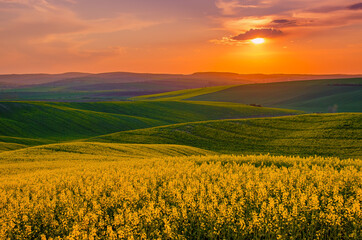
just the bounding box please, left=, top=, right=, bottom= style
left=89, top=113, right=362, bottom=159
left=130, top=85, right=234, bottom=101
left=0, top=103, right=360, bottom=239
left=132, top=78, right=362, bottom=113
left=0, top=101, right=301, bottom=151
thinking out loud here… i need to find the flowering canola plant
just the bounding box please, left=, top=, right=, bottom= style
left=0, top=153, right=361, bottom=239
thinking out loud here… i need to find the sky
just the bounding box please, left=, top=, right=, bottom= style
left=0, top=0, right=361, bottom=74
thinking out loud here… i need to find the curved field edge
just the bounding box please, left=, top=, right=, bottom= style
left=0, top=142, right=213, bottom=162
left=88, top=113, right=362, bottom=159
left=187, top=78, right=362, bottom=113
left=0, top=136, right=54, bottom=152
left=0, top=101, right=302, bottom=152
left=0, top=101, right=165, bottom=141
left=131, top=78, right=362, bottom=113
left=130, top=85, right=235, bottom=101
left=43, top=101, right=302, bottom=123
left=0, top=101, right=302, bottom=140
left=0, top=154, right=361, bottom=239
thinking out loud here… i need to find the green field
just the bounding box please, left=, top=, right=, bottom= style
left=131, top=85, right=234, bottom=101
left=0, top=91, right=361, bottom=239
left=133, top=78, right=362, bottom=113
left=0, top=101, right=301, bottom=151
left=90, top=113, right=362, bottom=159
left=0, top=136, right=53, bottom=152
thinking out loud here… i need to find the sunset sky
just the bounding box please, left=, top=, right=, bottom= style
left=0, top=0, right=361, bottom=74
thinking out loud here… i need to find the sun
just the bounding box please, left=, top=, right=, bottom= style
left=251, top=38, right=265, bottom=44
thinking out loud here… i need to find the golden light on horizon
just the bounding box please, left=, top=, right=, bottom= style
left=0, top=0, right=361, bottom=74
left=251, top=38, right=265, bottom=44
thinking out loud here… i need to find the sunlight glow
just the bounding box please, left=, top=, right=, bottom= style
left=251, top=38, right=265, bottom=44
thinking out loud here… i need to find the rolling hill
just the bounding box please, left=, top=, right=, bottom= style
left=1, top=72, right=361, bottom=101
left=0, top=72, right=90, bottom=85
left=0, top=136, right=53, bottom=152
left=131, top=86, right=234, bottom=101
left=89, top=113, right=362, bottom=159
left=0, top=72, right=251, bottom=101
left=133, top=78, right=362, bottom=113
left=0, top=142, right=212, bottom=162
left=0, top=101, right=301, bottom=151
left=1, top=72, right=360, bottom=86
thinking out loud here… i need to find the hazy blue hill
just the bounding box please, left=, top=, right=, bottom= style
left=1, top=72, right=360, bottom=87
left=189, top=72, right=362, bottom=83
left=0, top=72, right=90, bottom=85
left=89, top=113, right=362, bottom=159
left=0, top=72, right=252, bottom=101
left=2, top=72, right=361, bottom=102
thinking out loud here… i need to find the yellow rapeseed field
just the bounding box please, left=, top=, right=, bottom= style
left=0, top=145, right=361, bottom=239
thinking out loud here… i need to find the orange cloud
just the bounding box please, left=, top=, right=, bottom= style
left=232, top=28, right=284, bottom=40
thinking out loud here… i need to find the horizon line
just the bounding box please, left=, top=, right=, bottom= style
left=1, top=71, right=362, bottom=76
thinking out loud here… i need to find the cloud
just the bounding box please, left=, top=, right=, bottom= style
left=215, top=0, right=242, bottom=15
left=307, top=2, right=362, bottom=13
left=306, top=6, right=344, bottom=13
left=348, top=2, right=362, bottom=10
left=211, top=27, right=284, bottom=46
left=270, top=19, right=298, bottom=27
left=232, top=28, right=284, bottom=40
left=221, top=16, right=273, bottom=32
left=0, top=0, right=160, bottom=44
left=0, top=0, right=163, bottom=73
left=212, top=0, right=362, bottom=48
left=272, top=19, right=290, bottom=24
left=215, top=0, right=267, bottom=15
left=215, top=0, right=362, bottom=33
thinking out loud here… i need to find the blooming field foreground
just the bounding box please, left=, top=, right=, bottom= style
left=0, top=150, right=361, bottom=239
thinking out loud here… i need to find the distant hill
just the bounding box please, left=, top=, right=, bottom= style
left=0, top=101, right=301, bottom=151
left=3, top=71, right=360, bottom=86
left=0, top=72, right=361, bottom=101
left=89, top=113, right=362, bottom=159
left=134, top=78, right=362, bottom=113
left=190, top=72, right=362, bottom=83
left=0, top=72, right=91, bottom=85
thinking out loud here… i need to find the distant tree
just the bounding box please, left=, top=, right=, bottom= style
left=328, top=104, right=338, bottom=113
left=249, top=104, right=263, bottom=107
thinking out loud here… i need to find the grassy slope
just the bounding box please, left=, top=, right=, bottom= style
left=130, top=85, right=234, bottom=101
left=89, top=113, right=362, bottom=159
left=0, top=136, right=53, bottom=152
left=0, top=142, right=212, bottom=162
left=134, top=78, right=362, bottom=113
left=0, top=101, right=301, bottom=142
left=0, top=102, right=164, bottom=141
left=49, top=101, right=302, bottom=123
